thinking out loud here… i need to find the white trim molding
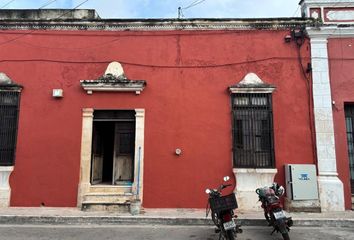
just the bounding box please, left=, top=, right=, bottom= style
left=77, top=108, right=94, bottom=207
left=80, top=62, right=146, bottom=95
left=80, top=81, right=146, bottom=95
left=229, top=72, right=276, bottom=94
left=300, top=0, right=354, bottom=24
left=77, top=108, right=145, bottom=207
left=309, top=37, right=345, bottom=211
left=132, top=109, right=145, bottom=202
left=230, top=73, right=277, bottom=211
left=233, top=168, right=277, bottom=211
left=307, top=26, right=354, bottom=39
left=0, top=166, right=14, bottom=207
left=0, top=19, right=312, bottom=32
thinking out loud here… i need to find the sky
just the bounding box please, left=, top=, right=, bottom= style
left=0, top=0, right=302, bottom=19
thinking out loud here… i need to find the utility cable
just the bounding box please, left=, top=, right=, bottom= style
left=0, top=0, right=89, bottom=47
left=294, top=32, right=318, bottom=167
left=183, top=0, right=208, bottom=10
left=0, top=0, right=15, bottom=9
left=292, top=5, right=300, bottom=17
left=0, top=56, right=312, bottom=69
left=178, top=0, right=208, bottom=18
left=39, top=0, right=57, bottom=9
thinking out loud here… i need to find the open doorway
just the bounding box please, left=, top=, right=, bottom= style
left=91, top=110, right=135, bottom=186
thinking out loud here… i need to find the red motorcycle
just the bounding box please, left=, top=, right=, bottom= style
left=256, top=183, right=293, bottom=240
left=206, top=176, right=242, bottom=240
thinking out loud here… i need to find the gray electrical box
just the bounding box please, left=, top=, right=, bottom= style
left=285, top=164, right=319, bottom=200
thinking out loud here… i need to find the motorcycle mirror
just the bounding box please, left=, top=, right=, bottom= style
left=205, top=189, right=211, bottom=194
left=223, top=176, right=230, bottom=182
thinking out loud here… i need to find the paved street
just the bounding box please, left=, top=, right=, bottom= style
left=0, top=225, right=353, bottom=240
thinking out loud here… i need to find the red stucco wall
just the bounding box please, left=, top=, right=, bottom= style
left=0, top=29, right=314, bottom=208
left=328, top=38, right=354, bottom=210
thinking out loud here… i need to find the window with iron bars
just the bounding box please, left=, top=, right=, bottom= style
left=0, top=91, right=21, bottom=166
left=232, top=93, right=275, bottom=168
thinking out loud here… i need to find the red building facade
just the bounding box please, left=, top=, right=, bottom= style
left=302, top=0, right=354, bottom=211
left=1, top=7, right=350, bottom=211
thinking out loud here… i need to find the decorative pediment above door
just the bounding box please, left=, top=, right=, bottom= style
left=80, top=62, right=146, bottom=95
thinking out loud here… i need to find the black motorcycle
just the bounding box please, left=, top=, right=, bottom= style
left=256, top=183, right=293, bottom=240
left=206, top=176, right=242, bottom=240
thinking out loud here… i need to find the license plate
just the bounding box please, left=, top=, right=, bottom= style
left=223, top=220, right=236, bottom=230
left=273, top=210, right=286, bottom=220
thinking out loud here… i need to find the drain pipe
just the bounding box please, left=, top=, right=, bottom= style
left=136, top=146, right=141, bottom=200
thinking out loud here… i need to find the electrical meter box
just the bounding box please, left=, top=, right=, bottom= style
left=285, top=164, right=319, bottom=200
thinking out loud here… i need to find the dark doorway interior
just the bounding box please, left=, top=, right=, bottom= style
left=91, top=110, right=136, bottom=185
left=97, top=122, right=114, bottom=183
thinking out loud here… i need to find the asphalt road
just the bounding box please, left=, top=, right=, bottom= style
left=0, top=225, right=353, bottom=240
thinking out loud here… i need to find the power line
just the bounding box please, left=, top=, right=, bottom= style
left=39, top=0, right=57, bottom=9
left=0, top=0, right=90, bottom=46
left=183, top=0, right=208, bottom=10
left=1, top=56, right=352, bottom=69
left=292, top=5, right=300, bottom=17
left=0, top=0, right=16, bottom=9
left=178, top=0, right=208, bottom=18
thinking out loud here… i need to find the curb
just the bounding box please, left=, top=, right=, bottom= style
left=0, top=216, right=353, bottom=227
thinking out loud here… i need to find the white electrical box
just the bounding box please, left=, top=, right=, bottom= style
left=285, top=164, right=319, bottom=200
left=52, top=89, right=63, bottom=98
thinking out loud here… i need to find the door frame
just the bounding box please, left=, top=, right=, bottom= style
left=77, top=108, right=145, bottom=207
left=345, top=105, right=354, bottom=194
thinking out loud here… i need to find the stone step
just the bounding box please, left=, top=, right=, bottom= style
left=81, top=201, right=130, bottom=212
left=89, top=185, right=132, bottom=194
left=81, top=193, right=136, bottom=212
left=83, top=192, right=133, bottom=203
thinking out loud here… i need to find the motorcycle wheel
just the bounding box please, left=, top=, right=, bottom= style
left=282, top=233, right=290, bottom=240
left=264, top=212, right=271, bottom=224
left=211, top=211, right=219, bottom=226
left=226, top=230, right=235, bottom=240
left=278, top=222, right=290, bottom=240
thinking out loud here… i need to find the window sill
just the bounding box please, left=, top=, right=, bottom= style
left=233, top=168, right=277, bottom=174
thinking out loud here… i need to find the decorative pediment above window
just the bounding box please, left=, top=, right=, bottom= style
left=0, top=72, right=23, bottom=91
left=229, top=73, right=275, bottom=94
left=80, top=62, right=146, bottom=95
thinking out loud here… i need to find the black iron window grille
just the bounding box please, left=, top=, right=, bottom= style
left=0, top=91, right=21, bottom=166
left=232, top=93, right=275, bottom=168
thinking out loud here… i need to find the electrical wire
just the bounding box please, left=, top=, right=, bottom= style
left=0, top=57, right=291, bottom=68
left=0, top=28, right=313, bottom=51
left=0, top=56, right=340, bottom=69
left=39, top=0, right=57, bottom=9
left=294, top=32, right=318, bottom=167
left=0, top=0, right=15, bottom=9
left=4, top=55, right=353, bottom=66
left=292, top=5, right=300, bottom=17
left=182, top=0, right=208, bottom=10
left=178, top=0, right=208, bottom=18
left=0, top=0, right=90, bottom=46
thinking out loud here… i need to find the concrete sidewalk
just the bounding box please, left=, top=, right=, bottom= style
left=0, top=207, right=353, bottom=227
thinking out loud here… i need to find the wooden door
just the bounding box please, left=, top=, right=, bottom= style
left=91, top=125, right=104, bottom=184
left=113, top=122, right=135, bottom=185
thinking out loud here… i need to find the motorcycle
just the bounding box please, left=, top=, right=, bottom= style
left=206, top=176, right=242, bottom=240
left=255, top=183, right=293, bottom=240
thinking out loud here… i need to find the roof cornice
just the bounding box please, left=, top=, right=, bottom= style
left=0, top=18, right=314, bottom=31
